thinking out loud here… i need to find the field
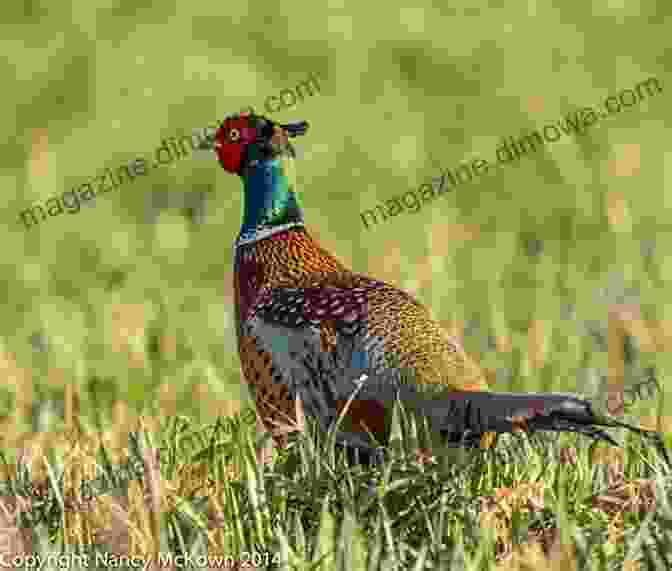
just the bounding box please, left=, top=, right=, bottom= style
left=2, top=1, right=672, bottom=569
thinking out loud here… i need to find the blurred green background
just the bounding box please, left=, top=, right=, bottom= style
left=1, top=0, right=671, bottom=452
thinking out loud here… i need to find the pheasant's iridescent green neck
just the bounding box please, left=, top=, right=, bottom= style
left=237, top=155, right=304, bottom=245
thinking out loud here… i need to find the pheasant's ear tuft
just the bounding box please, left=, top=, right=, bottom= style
left=281, top=121, right=309, bottom=138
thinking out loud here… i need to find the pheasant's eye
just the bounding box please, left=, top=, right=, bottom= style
left=229, top=128, right=240, bottom=142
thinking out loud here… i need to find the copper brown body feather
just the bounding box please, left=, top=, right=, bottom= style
left=235, top=226, right=489, bottom=447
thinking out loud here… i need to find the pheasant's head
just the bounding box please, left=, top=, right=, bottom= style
left=202, top=111, right=310, bottom=240
left=209, top=111, right=309, bottom=176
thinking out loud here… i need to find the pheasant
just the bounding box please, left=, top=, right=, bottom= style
left=201, top=110, right=667, bottom=463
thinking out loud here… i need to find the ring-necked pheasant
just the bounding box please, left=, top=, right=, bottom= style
left=201, top=110, right=667, bottom=463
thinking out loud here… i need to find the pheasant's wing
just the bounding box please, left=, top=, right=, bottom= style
left=239, top=272, right=487, bottom=448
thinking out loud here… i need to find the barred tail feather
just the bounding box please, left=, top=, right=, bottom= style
left=415, top=390, right=670, bottom=464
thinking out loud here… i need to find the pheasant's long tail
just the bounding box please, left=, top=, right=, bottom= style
left=412, top=390, right=671, bottom=465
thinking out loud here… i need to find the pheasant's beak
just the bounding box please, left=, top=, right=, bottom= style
left=197, top=132, right=217, bottom=151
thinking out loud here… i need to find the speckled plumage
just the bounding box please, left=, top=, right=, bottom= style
left=208, top=111, right=665, bottom=460
left=233, top=225, right=488, bottom=446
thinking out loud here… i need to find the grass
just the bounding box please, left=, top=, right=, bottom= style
left=2, top=1, right=672, bottom=568
left=0, top=399, right=671, bottom=569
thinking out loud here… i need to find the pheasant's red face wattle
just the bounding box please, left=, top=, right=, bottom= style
left=215, top=115, right=258, bottom=173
